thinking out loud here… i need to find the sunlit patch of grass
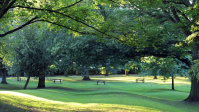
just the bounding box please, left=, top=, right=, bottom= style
left=0, top=91, right=160, bottom=112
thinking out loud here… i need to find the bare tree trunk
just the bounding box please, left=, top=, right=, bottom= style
left=171, top=74, right=175, bottom=90
left=185, top=75, right=199, bottom=101
left=37, top=74, right=45, bottom=88
left=1, top=69, right=8, bottom=84
left=23, top=75, right=30, bottom=89
left=153, top=75, right=158, bottom=79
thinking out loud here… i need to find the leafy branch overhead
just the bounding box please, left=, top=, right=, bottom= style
left=0, top=0, right=116, bottom=40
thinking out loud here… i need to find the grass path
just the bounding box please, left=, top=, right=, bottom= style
left=0, top=75, right=199, bottom=112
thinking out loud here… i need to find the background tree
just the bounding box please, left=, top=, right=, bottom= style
left=0, top=58, right=8, bottom=84
left=7, top=24, right=55, bottom=89
left=0, top=37, right=13, bottom=84
left=141, top=56, right=189, bottom=90
left=54, top=34, right=132, bottom=80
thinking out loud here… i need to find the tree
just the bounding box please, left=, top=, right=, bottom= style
left=122, top=57, right=141, bottom=75
left=141, top=57, right=165, bottom=79
left=0, top=0, right=117, bottom=82
left=0, top=58, right=8, bottom=84
left=0, top=0, right=107, bottom=38
left=97, top=0, right=199, bottom=102
left=0, top=37, right=13, bottom=84
left=54, top=34, right=131, bottom=80
left=141, top=56, right=189, bottom=90
left=2, top=0, right=199, bottom=101
left=7, top=24, right=54, bottom=89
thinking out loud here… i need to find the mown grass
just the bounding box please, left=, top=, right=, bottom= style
left=0, top=75, right=198, bottom=112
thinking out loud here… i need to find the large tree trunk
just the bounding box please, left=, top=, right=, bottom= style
left=1, top=69, right=8, bottom=84
left=23, top=75, right=30, bottom=89
left=153, top=75, right=158, bottom=79
left=185, top=44, right=199, bottom=101
left=185, top=75, right=199, bottom=101
left=82, top=76, right=91, bottom=80
left=171, top=74, right=174, bottom=90
left=37, top=74, right=45, bottom=88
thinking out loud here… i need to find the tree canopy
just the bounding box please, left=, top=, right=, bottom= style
left=103, top=0, right=199, bottom=102
left=1, top=0, right=199, bottom=102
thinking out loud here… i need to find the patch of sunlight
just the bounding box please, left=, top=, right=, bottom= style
left=0, top=91, right=63, bottom=103
left=0, top=91, right=160, bottom=112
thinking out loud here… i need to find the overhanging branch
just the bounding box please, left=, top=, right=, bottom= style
left=0, top=17, right=38, bottom=37
left=13, top=5, right=120, bottom=41
left=35, top=19, right=95, bottom=35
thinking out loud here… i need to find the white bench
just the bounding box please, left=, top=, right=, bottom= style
left=53, top=79, right=62, bottom=83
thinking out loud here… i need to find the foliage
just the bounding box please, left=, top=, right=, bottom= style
left=93, top=1, right=199, bottom=101
left=95, top=1, right=193, bottom=65
left=47, top=65, right=58, bottom=75
left=54, top=35, right=132, bottom=77
left=141, top=56, right=189, bottom=80
left=0, top=0, right=107, bottom=38
left=7, top=25, right=55, bottom=77
left=22, top=29, right=132, bottom=77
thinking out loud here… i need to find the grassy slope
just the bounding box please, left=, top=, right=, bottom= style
left=0, top=75, right=198, bottom=112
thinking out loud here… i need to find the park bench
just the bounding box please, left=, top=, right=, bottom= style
left=97, top=80, right=106, bottom=85
left=53, top=79, right=62, bottom=83
left=17, top=77, right=24, bottom=81
left=136, top=78, right=145, bottom=83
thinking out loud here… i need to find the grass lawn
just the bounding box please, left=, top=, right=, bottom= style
left=0, top=75, right=198, bottom=112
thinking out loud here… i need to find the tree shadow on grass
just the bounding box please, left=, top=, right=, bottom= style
left=45, top=86, right=107, bottom=92
left=147, top=88, right=175, bottom=92
left=0, top=84, right=24, bottom=90
left=0, top=101, right=29, bottom=112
